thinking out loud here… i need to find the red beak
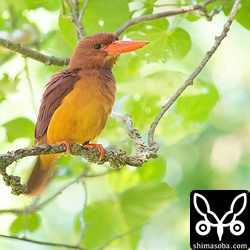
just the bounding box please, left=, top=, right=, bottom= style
left=104, top=40, right=149, bottom=55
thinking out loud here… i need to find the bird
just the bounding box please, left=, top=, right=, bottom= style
left=26, top=32, right=148, bottom=196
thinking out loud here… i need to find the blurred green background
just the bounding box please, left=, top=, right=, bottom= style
left=0, top=0, right=249, bottom=249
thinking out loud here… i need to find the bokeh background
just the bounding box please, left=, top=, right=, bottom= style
left=0, top=0, right=249, bottom=249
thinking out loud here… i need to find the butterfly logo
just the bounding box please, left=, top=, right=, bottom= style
left=193, top=192, right=247, bottom=241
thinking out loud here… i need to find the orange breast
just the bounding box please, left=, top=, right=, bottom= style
left=46, top=76, right=115, bottom=145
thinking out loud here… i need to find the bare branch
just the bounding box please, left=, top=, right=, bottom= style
left=0, top=118, right=158, bottom=195
left=98, top=224, right=146, bottom=250
left=0, top=0, right=239, bottom=197
left=0, top=224, right=145, bottom=250
left=0, top=0, right=227, bottom=66
left=148, top=0, right=241, bottom=146
left=0, top=38, right=70, bottom=66
left=78, top=0, right=91, bottom=33
left=115, top=0, right=225, bottom=36
left=0, top=234, right=87, bottom=250
left=0, top=170, right=112, bottom=215
left=64, top=0, right=89, bottom=40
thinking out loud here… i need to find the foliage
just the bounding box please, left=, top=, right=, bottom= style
left=0, top=0, right=249, bottom=250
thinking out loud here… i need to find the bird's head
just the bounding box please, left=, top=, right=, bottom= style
left=69, top=32, right=148, bottom=70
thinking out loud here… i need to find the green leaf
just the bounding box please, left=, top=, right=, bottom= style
left=223, top=0, right=250, bottom=30
left=83, top=0, right=131, bottom=35
left=2, top=117, right=35, bottom=142
left=59, top=0, right=131, bottom=42
left=136, top=0, right=158, bottom=15
left=58, top=13, right=78, bottom=48
left=156, top=81, right=220, bottom=144
left=137, top=157, right=166, bottom=182
left=125, top=19, right=192, bottom=62
left=115, top=70, right=191, bottom=131
left=25, top=0, right=61, bottom=10
left=0, top=73, right=20, bottom=102
left=184, top=12, right=200, bottom=22
left=108, top=157, right=166, bottom=192
left=40, top=30, right=73, bottom=57
left=6, top=0, right=60, bottom=11
left=176, top=81, right=219, bottom=122
left=113, top=53, right=144, bottom=82
left=120, top=182, right=175, bottom=227
left=81, top=181, right=175, bottom=249
left=9, top=214, right=40, bottom=235
left=118, top=70, right=187, bottom=97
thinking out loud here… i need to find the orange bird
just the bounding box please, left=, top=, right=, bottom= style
left=27, top=33, right=148, bottom=195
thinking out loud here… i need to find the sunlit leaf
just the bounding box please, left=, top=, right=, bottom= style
left=0, top=73, right=20, bottom=102
left=117, top=70, right=187, bottom=97
left=120, top=181, right=175, bottom=227
left=2, top=117, right=35, bottom=142
left=135, top=0, right=158, bottom=15
left=9, top=214, right=41, bottom=235
left=83, top=0, right=131, bottom=35
left=113, top=54, right=144, bottom=82
left=58, top=13, right=78, bottom=48
left=156, top=81, right=220, bottom=144
left=6, top=0, right=60, bottom=11
left=80, top=181, right=175, bottom=249
left=108, top=157, right=166, bottom=192
left=223, top=0, right=250, bottom=30
left=176, top=82, right=219, bottom=122
left=26, top=0, right=61, bottom=10
left=40, top=30, right=73, bottom=57
left=184, top=12, right=200, bottom=22
left=125, top=19, right=192, bottom=62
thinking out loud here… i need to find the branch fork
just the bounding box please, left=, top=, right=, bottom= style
left=0, top=0, right=240, bottom=198
left=0, top=113, right=158, bottom=195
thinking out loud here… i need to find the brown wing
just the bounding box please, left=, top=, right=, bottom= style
left=35, top=68, right=80, bottom=144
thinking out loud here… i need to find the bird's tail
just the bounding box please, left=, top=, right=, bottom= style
left=27, top=154, right=58, bottom=196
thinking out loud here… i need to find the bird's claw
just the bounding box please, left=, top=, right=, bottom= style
left=83, top=143, right=105, bottom=161
left=55, top=140, right=71, bottom=153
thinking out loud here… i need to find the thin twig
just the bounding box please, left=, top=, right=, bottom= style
left=24, top=59, right=37, bottom=115
left=0, top=38, right=70, bottom=66
left=115, top=0, right=224, bottom=35
left=78, top=0, right=91, bottom=37
left=0, top=170, right=112, bottom=215
left=0, top=234, right=87, bottom=250
left=0, top=224, right=145, bottom=250
left=0, top=0, right=225, bottom=66
left=97, top=224, right=146, bottom=250
left=0, top=0, right=239, bottom=196
left=148, top=0, right=241, bottom=146
left=76, top=167, right=89, bottom=246
left=64, top=0, right=87, bottom=40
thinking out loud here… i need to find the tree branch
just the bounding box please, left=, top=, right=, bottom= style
left=0, top=0, right=239, bottom=196
left=78, top=0, right=91, bottom=35
left=0, top=114, right=158, bottom=195
left=64, top=0, right=90, bottom=40
left=0, top=0, right=226, bottom=66
left=0, top=38, right=70, bottom=66
left=148, top=0, right=241, bottom=146
left=115, top=0, right=226, bottom=36
left=0, top=170, right=112, bottom=215
left=0, top=234, right=87, bottom=250
left=98, top=224, right=146, bottom=250
left=0, top=224, right=145, bottom=250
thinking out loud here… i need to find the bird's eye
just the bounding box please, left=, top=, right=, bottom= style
left=94, top=43, right=102, bottom=49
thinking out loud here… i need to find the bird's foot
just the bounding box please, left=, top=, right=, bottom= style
left=55, top=140, right=71, bottom=153
left=83, top=143, right=104, bottom=161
